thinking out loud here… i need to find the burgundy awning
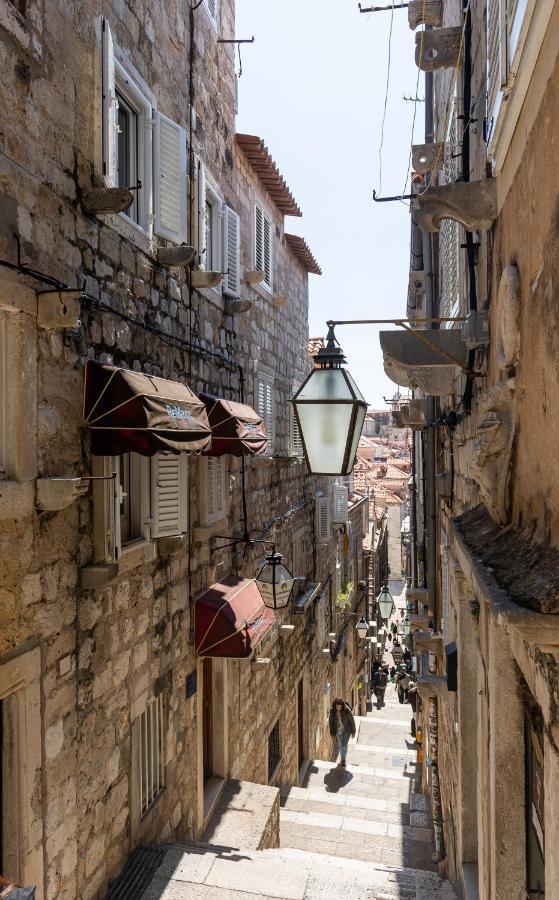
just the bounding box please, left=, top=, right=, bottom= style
left=200, top=394, right=267, bottom=456
left=83, top=360, right=212, bottom=456
left=195, top=575, right=276, bottom=658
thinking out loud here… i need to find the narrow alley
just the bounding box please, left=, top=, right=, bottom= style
left=133, top=590, right=456, bottom=899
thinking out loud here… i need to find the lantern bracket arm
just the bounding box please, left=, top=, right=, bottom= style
left=210, top=534, right=276, bottom=558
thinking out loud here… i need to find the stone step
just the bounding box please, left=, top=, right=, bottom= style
left=281, top=807, right=433, bottom=843
left=281, top=794, right=409, bottom=828
left=139, top=843, right=457, bottom=899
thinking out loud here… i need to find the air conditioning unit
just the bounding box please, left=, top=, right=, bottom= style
left=461, top=310, right=489, bottom=349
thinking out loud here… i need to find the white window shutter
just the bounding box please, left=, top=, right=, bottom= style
left=333, top=484, right=349, bottom=524
left=151, top=452, right=188, bottom=537
left=222, top=205, right=240, bottom=297
left=291, top=412, right=303, bottom=458
left=255, top=205, right=264, bottom=273
left=205, top=457, right=226, bottom=523
left=316, top=495, right=331, bottom=544
left=105, top=456, right=121, bottom=562
left=258, top=378, right=274, bottom=451
left=153, top=112, right=187, bottom=244
left=263, top=216, right=273, bottom=289
left=102, top=19, right=117, bottom=187
left=197, top=160, right=208, bottom=269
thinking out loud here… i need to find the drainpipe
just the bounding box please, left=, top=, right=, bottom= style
left=422, top=56, right=445, bottom=865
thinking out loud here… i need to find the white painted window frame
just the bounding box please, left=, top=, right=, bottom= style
left=487, top=0, right=554, bottom=172
left=104, top=454, right=151, bottom=562
left=114, top=59, right=154, bottom=235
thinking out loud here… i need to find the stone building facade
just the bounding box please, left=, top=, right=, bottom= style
left=0, top=2, right=367, bottom=899
left=380, top=1, right=559, bottom=897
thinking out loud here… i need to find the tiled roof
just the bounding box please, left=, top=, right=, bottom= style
left=284, top=233, right=322, bottom=275
left=308, top=337, right=324, bottom=357
left=236, top=134, right=302, bottom=217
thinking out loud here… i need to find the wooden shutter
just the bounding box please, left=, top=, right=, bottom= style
left=333, top=484, right=349, bottom=524
left=255, top=205, right=264, bottom=273
left=104, top=456, right=121, bottom=562
left=151, top=452, right=187, bottom=537
left=263, top=216, right=273, bottom=290
left=153, top=112, right=187, bottom=244
left=205, top=457, right=226, bottom=523
left=102, top=19, right=117, bottom=187
left=258, top=378, right=274, bottom=451
left=316, top=494, right=331, bottom=544
left=222, top=205, right=240, bottom=297
left=197, top=159, right=208, bottom=269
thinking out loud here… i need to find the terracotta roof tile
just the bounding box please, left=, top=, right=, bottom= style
left=284, top=233, right=322, bottom=275
left=236, top=134, right=302, bottom=217
left=308, top=337, right=324, bottom=357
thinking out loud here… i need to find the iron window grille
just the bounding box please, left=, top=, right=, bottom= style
left=268, top=719, right=281, bottom=781
left=139, top=695, right=165, bottom=816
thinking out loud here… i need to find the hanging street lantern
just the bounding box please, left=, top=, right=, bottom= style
left=292, top=322, right=367, bottom=475
left=377, top=583, right=395, bottom=621
left=355, top=616, right=369, bottom=640
left=400, top=618, right=411, bottom=636
left=255, top=550, right=295, bottom=610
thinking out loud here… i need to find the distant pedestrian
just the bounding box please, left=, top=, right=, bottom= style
left=375, top=668, right=388, bottom=708
left=396, top=666, right=411, bottom=704
left=407, top=680, right=418, bottom=736
left=328, top=698, right=356, bottom=768
left=0, top=876, right=36, bottom=899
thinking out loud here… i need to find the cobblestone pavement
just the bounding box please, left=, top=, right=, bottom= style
left=138, top=583, right=456, bottom=897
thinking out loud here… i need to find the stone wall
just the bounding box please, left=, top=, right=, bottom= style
left=0, top=3, right=369, bottom=897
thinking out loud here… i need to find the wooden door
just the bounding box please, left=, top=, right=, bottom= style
left=297, top=679, right=304, bottom=768
left=203, top=658, right=213, bottom=784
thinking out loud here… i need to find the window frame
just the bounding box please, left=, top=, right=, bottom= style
left=114, top=59, right=153, bottom=235
left=205, top=184, right=223, bottom=275
left=267, top=718, right=281, bottom=783
left=292, top=526, right=308, bottom=594
left=104, top=453, right=151, bottom=562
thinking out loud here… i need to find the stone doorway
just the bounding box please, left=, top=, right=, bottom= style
left=199, top=657, right=228, bottom=833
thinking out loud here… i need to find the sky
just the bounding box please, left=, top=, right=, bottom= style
left=235, top=0, right=423, bottom=408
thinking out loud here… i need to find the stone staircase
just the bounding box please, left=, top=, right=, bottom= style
left=134, top=688, right=457, bottom=899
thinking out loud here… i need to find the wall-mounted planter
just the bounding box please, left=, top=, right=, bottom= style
left=414, top=179, right=497, bottom=232
left=416, top=674, right=448, bottom=699
left=191, top=270, right=222, bottom=289
left=380, top=329, right=468, bottom=396
left=82, top=187, right=134, bottom=215
left=157, top=245, right=196, bottom=267
left=412, top=143, right=444, bottom=174
left=37, top=291, right=81, bottom=329
left=80, top=563, right=119, bottom=589
left=412, top=631, right=444, bottom=654
left=36, top=477, right=88, bottom=511
left=224, top=298, right=253, bottom=316
left=408, top=0, right=443, bottom=29
left=415, top=27, right=462, bottom=71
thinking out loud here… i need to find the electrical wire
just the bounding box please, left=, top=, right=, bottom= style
left=377, top=0, right=396, bottom=195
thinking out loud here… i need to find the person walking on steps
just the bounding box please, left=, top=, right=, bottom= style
left=328, top=698, right=356, bottom=768
left=375, top=667, right=388, bottom=708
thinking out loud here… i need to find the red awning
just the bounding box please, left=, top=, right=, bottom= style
left=200, top=394, right=267, bottom=457
left=83, top=360, right=212, bottom=456
left=195, top=575, right=276, bottom=658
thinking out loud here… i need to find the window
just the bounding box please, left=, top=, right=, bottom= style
left=138, top=695, right=165, bottom=816
left=0, top=313, right=6, bottom=476
left=257, top=375, right=274, bottom=454
left=201, top=456, right=226, bottom=524
left=203, top=0, right=218, bottom=28
left=119, top=452, right=148, bottom=544
left=102, top=451, right=187, bottom=561
left=439, top=94, right=461, bottom=322
left=102, top=20, right=187, bottom=241
left=197, top=161, right=232, bottom=280
left=316, top=493, right=331, bottom=544
left=268, top=719, right=281, bottom=781
left=255, top=204, right=273, bottom=291
left=486, top=0, right=552, bottom=170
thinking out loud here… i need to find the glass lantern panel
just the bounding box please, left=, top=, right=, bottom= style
left=295, top=368, right=353, bottom=401
left=344, top=369, right=367, bottom=403
left=295, top=402, right=353, bottom=474
left=347, top=404, right=367, bottom=473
